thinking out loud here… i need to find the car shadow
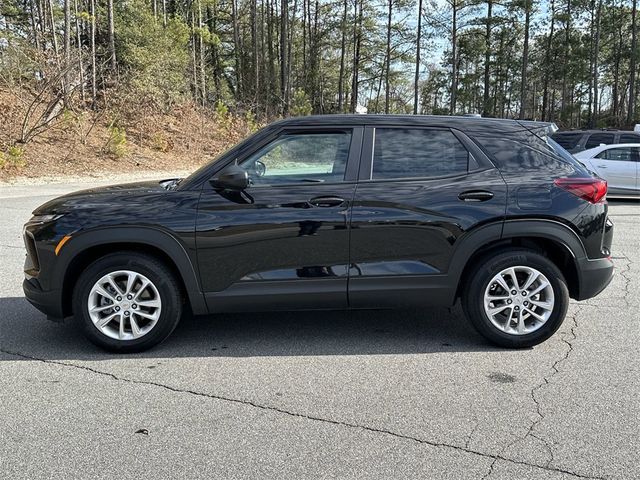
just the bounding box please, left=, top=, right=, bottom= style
left=0, top=296, right=503, bottom=362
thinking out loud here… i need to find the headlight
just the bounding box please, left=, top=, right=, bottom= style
left=25, top=214, right=64, bottom=225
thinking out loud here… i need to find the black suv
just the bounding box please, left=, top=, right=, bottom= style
left=552, top=129, right=640, bottom=153
left=23, top=115, right=614, bottom=352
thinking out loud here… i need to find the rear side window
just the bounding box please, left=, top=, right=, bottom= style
left=619, top=133, right=640, bottom=143
left=551, top=133, right=583, bottom=150
left=585, top=133, right=615, bottom=149
left=595, top=147, right=640, bottom=162
left=475, top=137, right=573, bottom=174
left=372, top=128, right=469, bottom=179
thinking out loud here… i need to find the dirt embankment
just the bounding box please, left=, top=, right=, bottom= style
left=0, top=90, right=256, bottom=184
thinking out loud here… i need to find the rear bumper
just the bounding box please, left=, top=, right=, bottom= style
left=575, top=256, right=614, bottom=301
left=23, top=278, right=65, bottom=322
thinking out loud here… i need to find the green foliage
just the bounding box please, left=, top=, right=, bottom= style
left=0, top=145, right=26, bottom=169
left=214, top=100, right=231, bottom=129
left=105, top=125, right=127, bottom=158
left=115, top=0, right=191, bottom=108
left=244, top=110, right=259, bottom=133
left=290, top=89, right=312, bottom=117
left=150, top=132, right=172, bottom=152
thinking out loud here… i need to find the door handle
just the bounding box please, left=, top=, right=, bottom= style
left=458, top=190, right=494, bottom=202
left=308, top=196, right=345, bottom=207
left=597, top=165, right=608, bottom=168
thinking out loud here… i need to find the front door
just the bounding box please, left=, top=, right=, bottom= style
left=196, top=127, right=362, bottom=312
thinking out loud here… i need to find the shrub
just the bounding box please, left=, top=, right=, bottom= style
left=290, top=89, right=312, bottom=117
left=150, top=131, right=172, bottom=152
left=105, top=125, right=127, bottom=158
left=0, top=145, right=26, bottom=169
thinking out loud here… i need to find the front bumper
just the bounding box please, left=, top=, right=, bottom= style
left=23, top=278, right=64, bottom=322
left=575, top=256, right=614, bottom=300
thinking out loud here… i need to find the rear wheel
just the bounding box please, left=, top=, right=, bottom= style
left=73, top=252, right=183, bottom=352
left=462, top=249, right=569, bottom=348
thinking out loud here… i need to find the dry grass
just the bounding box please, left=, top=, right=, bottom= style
left=0, top=89, right=259, bottom=182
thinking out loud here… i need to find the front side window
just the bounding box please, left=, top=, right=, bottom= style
left=372, top=128, right=469, bottom=179
left=595, top=147, right=639, bottom=162
left=241, top=131, right=352, bottom=185
left=585, top=133, right=615, bottom=149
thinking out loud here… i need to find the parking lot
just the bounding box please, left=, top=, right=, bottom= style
left=0, top=180, right=638, bottom=480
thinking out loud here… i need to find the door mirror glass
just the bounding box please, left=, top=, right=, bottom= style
left=210, top=163, right=249, bottom=191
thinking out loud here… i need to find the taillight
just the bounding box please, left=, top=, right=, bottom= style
left=554, top=177, right=607, bottom=204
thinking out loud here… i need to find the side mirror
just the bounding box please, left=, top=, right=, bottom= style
left=210, top=163, right=249, bottom=191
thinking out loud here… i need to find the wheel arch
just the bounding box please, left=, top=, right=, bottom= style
left=450, top=220, right=585, bottom=301
left=56, top=227, right=207, bottom=317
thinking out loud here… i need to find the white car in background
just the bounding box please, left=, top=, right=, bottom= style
left=574, top=144, right=639, bottom=198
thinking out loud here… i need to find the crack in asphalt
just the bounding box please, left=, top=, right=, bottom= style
left=465, top=420, right=479, bottom=450
left=0, top=347, right=603, bottom=479
left=484, top=307, right=582, bottom=479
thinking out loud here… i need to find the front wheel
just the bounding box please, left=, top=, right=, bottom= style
left=72, top=252, right=183, bottom=352
left=462, top=249, right=569, bottom=348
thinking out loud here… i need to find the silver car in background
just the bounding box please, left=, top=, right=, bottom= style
left=574, top=144, right=640, bottom=198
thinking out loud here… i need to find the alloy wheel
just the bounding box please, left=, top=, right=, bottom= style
left=87, top=270, right=162, bottom=340
left=483, top=266, right=555, bottom=335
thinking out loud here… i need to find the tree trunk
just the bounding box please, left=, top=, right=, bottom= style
left=107, top=0, right=117, bottom=73
left=90, top=0, right=97, bottom=106
left=519, top=0, right=530, bottom=119
left=338, top=0, right=348, bottom=112
left=47, top=0, right=59, bottom=55
left=63, top=0, right=71, bottom=106
left=482, top=0, right=492, bottom=116
left=628, top=0, right=638, bottom=124
left=385, top=0, right=393, bottom=113
left=350, top=0, right=362, bottom=113
left=590, top=0, right=602, bottom=127
left=414, top=0, right=423, bottom=114
left=29, top=0, right=41, bottom=51
left=231, top=0, right=242, bottom=99
left=74, top=0, right=85, bottom=103
left=542, top=0, right=555, bottom=121
left=450, top=1, right=457, bottom=114
left=561, top=0, right=571, bottom=116
left=280, top=0, right=289, bottom=115
left=198, top=0, right=206, bottom=107
left=251, top=0, right=259, bottom=104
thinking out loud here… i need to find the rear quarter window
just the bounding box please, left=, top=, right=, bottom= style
left=474, top=136, right=573, bottom=175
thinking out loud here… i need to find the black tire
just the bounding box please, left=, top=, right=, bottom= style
left=72, top=252, right=183, bottom=352
left=461, top=248, right=569, bottom=348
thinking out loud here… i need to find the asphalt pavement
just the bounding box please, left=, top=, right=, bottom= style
left=0, top=179, right=638, bottom=479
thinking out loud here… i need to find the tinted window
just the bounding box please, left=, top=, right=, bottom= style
left=619, top=133, right=640, bottom=143
left=546, top=137, right=590, bottom=172
left=372, top=128, right=469, bottom=179
left=585, top=133, right=615, bottom=149
left=595, top=147, right=639, bottom=162
left=551, top=133, right=583, bottom=150
left=475, top=136, right=572, bottom=174
left=241, top=131, right=351, bottom=185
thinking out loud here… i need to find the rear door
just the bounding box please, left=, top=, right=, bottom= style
left=347, top=126, right=508, bottom=308
left=591, top=146, right=638, bottom=195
